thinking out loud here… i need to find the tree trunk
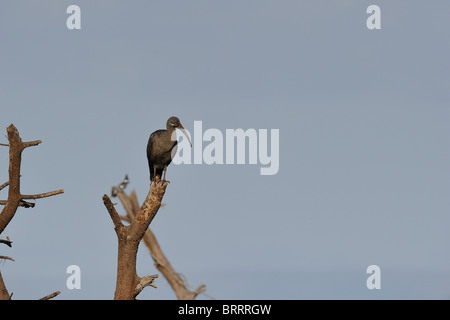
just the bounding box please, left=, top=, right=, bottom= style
left=103, top=177, right=168, bottom=300
left=114, top=234, right=140, bottom=299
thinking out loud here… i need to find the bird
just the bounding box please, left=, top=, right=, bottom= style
left=146, top=116, right=192, bottom=182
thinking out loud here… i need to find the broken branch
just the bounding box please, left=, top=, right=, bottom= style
left=0, top=200, right=35, bottom=208
left=0, top=256, right=14, bottom=262
left=102, top=195, right=124, bottom=233
left=23, top=140, right=42, bottom=148
left=134, top=274, right=159, bottom=296
left=104, top=176, right=169, bottom=300
left=117, top=186, right=206, bottom=300
left=39, top=291, right=60, bottom=300
left=0, top=237, right=12, bottom=247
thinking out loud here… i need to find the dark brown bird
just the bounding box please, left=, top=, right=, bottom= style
left=147, top=116, right=192, bottom=182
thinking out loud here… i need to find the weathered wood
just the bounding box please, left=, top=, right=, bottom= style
left=104, top=177, right=169, bottom=300
left=0, top=124, right=63, bottom=235
left=118, top=189, right=205, bottom=300
left=0, top=124, right=63, bottom=300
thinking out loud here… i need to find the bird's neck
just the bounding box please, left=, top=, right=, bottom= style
left=164, top=127, right=177, bottom=146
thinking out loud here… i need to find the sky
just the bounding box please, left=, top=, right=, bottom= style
left=0, top=0, right=450, bottom=299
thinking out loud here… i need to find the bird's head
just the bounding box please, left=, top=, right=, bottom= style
left=167, top=116, right=192, bottom=147
left=167, top=116, right=181, bottom=128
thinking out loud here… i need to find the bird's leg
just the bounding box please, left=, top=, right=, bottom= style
left=162, top=165, right=170, bottom=183
left=152, top=167, right=157, bottom=183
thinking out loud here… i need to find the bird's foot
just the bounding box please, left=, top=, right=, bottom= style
left=151, top=175, right=170, bottom=186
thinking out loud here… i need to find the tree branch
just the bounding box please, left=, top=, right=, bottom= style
left=117, top=187, right=206, bottom=300
left=0, top=237, right=12, bottom=247
left=104, top=176, right=169, bottom=300
left=134, top=274, right=159, bottom=296
left=142, top=224, right=206, bottom=300
left=0, top=181, right=9, bottom=191
left=0, top=256, right=14, bottom=262
left=39, top=291, right=60, bottom=300
left=0, top=271, right=10, bottom=300
left=21, top=189, right=64, bottom=200
left=0, top=124, right=64, bottom=235
left=0, top=124, right=63, bottom=299
left=0, top=125, right=24, bottom=235
left=23, top=140, right=42, bottom=148
left=0, top=200, right=35, bottom=208
left=102, top=195, right=124, bottom=234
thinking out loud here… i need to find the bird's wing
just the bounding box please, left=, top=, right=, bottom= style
left=147, top=133, right=155, bottom=180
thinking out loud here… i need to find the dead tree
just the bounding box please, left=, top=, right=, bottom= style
left=103, top=176, right=172, bottom=300
left=0, top=124, right=63, bottom=300
left=112, top=178, right=206, bottom=300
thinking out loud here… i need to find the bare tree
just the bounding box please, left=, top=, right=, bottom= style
left=0, top=124, right=63, bottom=300
left=103, top=176, right=172, bottom=299
left=112, top=178, right=206, bottom=300
left=1, top=124, right=205, bottom=300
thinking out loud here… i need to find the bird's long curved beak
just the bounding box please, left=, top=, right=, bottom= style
left=178, top=124, right=192, bottom=147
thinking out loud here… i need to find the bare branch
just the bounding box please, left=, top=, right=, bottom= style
left=103, top=194, right=124, bottom=233
left=0, top=181, right=9, bottom=191
left=194, top=284, right=207, bottom=297
left=22, top=140, right=42, bottom=148
left=39, top=291, right=60, bottom=300
left=0, top=237, right=12, bottom=247
left=0, top=125, right=64, bottom=300
left=134, top=274, right=159, bottom=296
left=0, top=200, right=35, bottom=208
left=119, top=215, right=131, bottom=224
left=0, top=271, right=10, bottom=300
left=119, top=186, right=206, bottom=300
left=0, top=256, right=14, bottom=262
left=129, top=178, right=168, bottom=239
left=142, top=227, right=206, bottom=300
left=21, top=189, right=64, bottom=200
left=0, top=124, right=25, bottom=234
left=117, top=191, right=134, bottom=219
left=129, top=190, right=141, bottom=215
left=0, top=125, right=64, bottom=235
left=105, top=176, right=169, bottom=300
left=0, top=176, right=22, bottom=191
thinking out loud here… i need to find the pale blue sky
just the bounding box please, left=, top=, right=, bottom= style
left=1, top=0, right=450, bottom=299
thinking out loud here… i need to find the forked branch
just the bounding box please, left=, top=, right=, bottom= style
left=0, top=124, right=64, bottom=235
left=113, top=180, right=206, bottom=300
left=0, top=124, right=64, bottom=300
left=103, top=176, right=169, bottom=300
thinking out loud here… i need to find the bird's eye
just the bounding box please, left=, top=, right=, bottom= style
left=170, top=122, right=176, bottom=127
